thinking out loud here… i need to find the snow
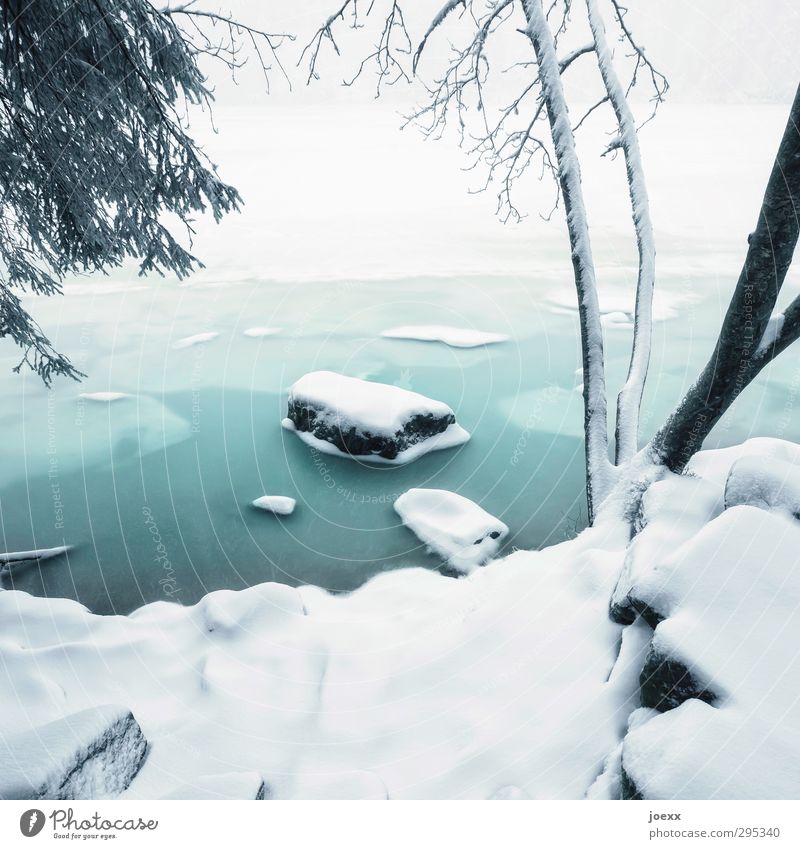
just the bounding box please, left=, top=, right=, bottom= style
left=380, top=325, right=510, bottom=348
left=283, top=370, right=470, bottom=463
left=614, top=439, right=800, bottom=799
left=172, top=332, right=219, bottom=349
left=252, top=495, right=296, bottom=515
left=393, top=488, right=509, bottom=573
left=243, top=327, right=281, bottom=338
left=78, top=392, right=129, bottom=402
left=0, top=705, right=147, bottom=800
left=723, top=453, right=800, bottom=516
left=287, top=371, right=456, bottom=437
left=161, top=771, right=268, bottom=800
left=0, top=519, right=641, bottom=800
left=0, top=545, right=72, bottom=566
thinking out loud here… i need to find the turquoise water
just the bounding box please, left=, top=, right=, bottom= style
left=2, top=272, right=799, bottom=613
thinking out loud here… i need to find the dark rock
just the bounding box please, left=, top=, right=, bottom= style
left=620, top=766, right=643, bottom=800
left=609, top=592, right=664, bottom=630
left=287, top=399, right=454, bottom=460
left=639, top=644, right=717, bottom=712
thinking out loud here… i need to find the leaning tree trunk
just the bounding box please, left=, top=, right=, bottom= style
left=523, top=0, right=613, bottom=521
left=651, top=85, right=800, bottom=472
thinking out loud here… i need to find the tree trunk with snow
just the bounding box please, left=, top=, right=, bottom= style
left=523, top=0, right=613, bottom=521
left=585, top=0, right=656, bottom=465
left=651, top=85, right=800, bottom=472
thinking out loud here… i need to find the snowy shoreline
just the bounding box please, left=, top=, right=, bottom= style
left=2, top=438, right=798, bottom=800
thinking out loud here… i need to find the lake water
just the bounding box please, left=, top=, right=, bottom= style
left=2, top=103, right=800, bottom=613
left=3, top=264, right=800, bottom=614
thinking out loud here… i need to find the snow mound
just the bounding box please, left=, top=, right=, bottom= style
left=172, top=332, right=219, bottom=349
left=723, top=453, right=800, bottom=517
left=616, top=454, right=800, bottom=798
left=380, top=325, right=509, bottom=348
left=0, top=705, right=147, bottom=800
left=78, top=392, right=129, bottom=402
left=243, top=327, right=281, bottom=338
left=283, top=371, right=469, bottom=463
left=161, top=771, right=268, bottom=800
left=252, top=495, right=296, bottom=515
left=394, top=488, right=509, bottom=574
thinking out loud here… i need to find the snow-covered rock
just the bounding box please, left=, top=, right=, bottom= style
left=252, top=495, right=296, bottom=515
left=723, top=453, right=800, bottom=517
left=617, top=500, right=800, bottom=797
left=380, top=325, right=509, bottom=348
left=0, top=705, right=147, bottom=800
left=161, top=771, right=268, bottom=800
left=283, top=371, right=469, bottom=463
left=394, top=488, right=509, bottom=574
left=172, top=332, right=218, bottom=349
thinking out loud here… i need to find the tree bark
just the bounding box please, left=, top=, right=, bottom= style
left=523, top=0, right=613, bottom=521
left=585, top=0, right=656, bottom=466
left=651, top=85, right=800, bottom=472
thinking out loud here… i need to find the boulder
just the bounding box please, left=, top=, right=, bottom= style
left=283, top=371, right=469, bottom=463
left=0, top=705, right=148, bottom=800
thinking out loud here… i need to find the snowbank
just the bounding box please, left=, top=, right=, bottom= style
left=381, top=325, right=510, bottom=348
left=1, top=437, right=798, bottom=800
left=283, top=371, right=469, bottom=463
left=0, top=705, right=147, bottom=800
left=394, top=488, right=509, bottom=574
left=161, top=772, right=268, bottom=800
left=252, top=495, right=296, bottom=515
left=613, top=439, right=800, bottom=799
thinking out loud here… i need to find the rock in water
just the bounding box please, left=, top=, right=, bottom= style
left=282, top=371, right=469, bottom=463
left=394, top=488, right=508, bottom=573
left=0, top=705, right=148, bottom=800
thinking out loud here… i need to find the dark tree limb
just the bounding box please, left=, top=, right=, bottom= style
left=651, top=85, right=800, bottom=471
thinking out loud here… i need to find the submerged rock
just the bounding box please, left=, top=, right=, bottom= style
left=0, top=705, right=148, bottom=800
left=283, top=371, right=469, bottom=463
left=394, top=488, right=508, bottom=574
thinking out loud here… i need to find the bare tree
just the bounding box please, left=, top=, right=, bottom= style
left=302, top=0, right=666, bottom=521
left=303, top=0, right=800, bottom=524
left=0, top=0, right=291, bottom=384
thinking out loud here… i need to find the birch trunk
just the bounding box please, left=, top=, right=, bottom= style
left=585, top=0, right=656, bottom=465
left=523, top=0, right=613, bottom=520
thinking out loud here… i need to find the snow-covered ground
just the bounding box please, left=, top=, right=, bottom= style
left=1, top=438, right=798, bottom=799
